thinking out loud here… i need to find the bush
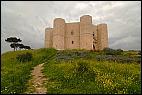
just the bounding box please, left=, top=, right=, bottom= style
left=116, top=49, right=123, bottom=55
left=103, top=48, right=123, bottom=55
left=16, top=52, right=32, bottom=62
left=75, top=61, right=96, bottom=81
left=95, top=55, right=141, bottom=63
left=56, top=51, right=88, bottom=61
left=103, top=48, right=115, bottom=55
left=76, top=62, right=89, bottom=73
left=138, top=51, right=141, bottom=55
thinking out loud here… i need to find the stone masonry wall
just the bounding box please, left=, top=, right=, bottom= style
left=80, top=15, right=94, bottom=50
left=97, top=24, right=108, bottom=50
left=45, top=15, right=108, bottom=51
left=65, top=22, right=80, bottom=49
left=45, top=28, right=53, bottom=48
left=53, top=18, right=65, bottom=50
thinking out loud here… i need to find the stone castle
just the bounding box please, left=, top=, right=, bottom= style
left=45, top=15, right=108, bottom=50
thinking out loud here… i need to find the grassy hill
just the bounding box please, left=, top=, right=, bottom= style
left=1, top=48, right=141, bottom=94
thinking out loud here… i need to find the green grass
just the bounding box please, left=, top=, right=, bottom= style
left=1, top=48, right=56, bottom=94
left=42, top=50, right=141, bottom=94
left=1, top=48, right=141, bottom=94
left=43, top=59, right=141, bottom=94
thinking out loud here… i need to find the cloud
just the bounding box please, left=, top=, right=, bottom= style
left=110, top=36, right=141, bottom=50
left=1, top=1, right=141, bottom=54
left=75, top=3, right=89, bottom=10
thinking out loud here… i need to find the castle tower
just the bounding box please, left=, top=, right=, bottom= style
left=45, top=15, right=108, bottom=51
left=97, top=24, right=108, bottom=50
left=80, top=15, right=94, bottom=50
left=45, top=28, right=53, bottom=48
left=92, top=25, right=98, bottom=50
left=53, top=18, right=65, bottom=50
left=65, top=22, right=80, bottom=49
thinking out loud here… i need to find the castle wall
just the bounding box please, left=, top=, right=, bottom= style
left=92, top=25, right=98, bottom=50
left=45, top=15, right=108, bottom=51
left=53, top=18, right=65, bottom=50
left=80, top=15, right=94, bottom=50
left=45, top=28, right=53, bottom=48
left=65, top=22, right=80, bottom=49
left=97, top=24, right=108, bottom=50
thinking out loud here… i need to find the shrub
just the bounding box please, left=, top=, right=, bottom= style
left=16, top=52, right=32, bottom=62
left=95, top=55, right=141, bottom=63
left=116, top=49, right=123, bottom=55
left=103, top=48, right=115, bottom=55
left=76, top=62, right=88, bottom=73
left=138, top=51, right=141, bottom=55
left=74, top=61, right=96, bottom=81
left=56, top=51, right=88, bottom=61
left=103, top=48, right=123, bottom=55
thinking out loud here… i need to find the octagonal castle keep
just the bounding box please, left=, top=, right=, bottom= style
left=45, top=15, right=108, bottom=50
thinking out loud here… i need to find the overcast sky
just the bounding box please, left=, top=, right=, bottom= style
left=1, top=1, right=141, bottom=54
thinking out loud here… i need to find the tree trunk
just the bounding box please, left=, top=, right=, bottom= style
left=14, top=43, right=16, bottom=51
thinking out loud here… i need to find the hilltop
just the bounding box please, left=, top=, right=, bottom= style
left=1, top=48, right=141, bottom=94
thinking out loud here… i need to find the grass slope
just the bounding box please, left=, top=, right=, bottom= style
left=43, top=50, right=141, bottom=94
left=1, top=48, right=56, bottom=94
left=43, top=59, right=141, bottom=94
left=1, top=48, right=141, bottom=94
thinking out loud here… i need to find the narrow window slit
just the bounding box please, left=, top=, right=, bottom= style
left=72, top=41, right=74, bottom=44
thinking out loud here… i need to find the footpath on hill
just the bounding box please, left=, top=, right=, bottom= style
left=25, top=63, right=47, bottom=94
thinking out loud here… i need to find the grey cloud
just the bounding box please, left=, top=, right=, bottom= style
left=1, top=1, right=141, bottom=54
left=110, top=36, right=141, bottom=50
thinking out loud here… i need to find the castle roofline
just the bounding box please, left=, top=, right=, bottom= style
left=66, top=22, right=80, bottom=24
left=54, top=18, right=65, bottom=20
left=80, top=15, right=92, bottom=17
left=45, top=28, right=53, bottom=31
left=97, top=23, right=107, bottom=25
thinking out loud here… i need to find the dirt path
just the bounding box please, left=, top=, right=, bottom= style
left=25, top=63, right=47, bottom=94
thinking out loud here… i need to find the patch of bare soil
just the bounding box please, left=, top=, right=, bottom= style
left=25, top=63, right=47, bottom=94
